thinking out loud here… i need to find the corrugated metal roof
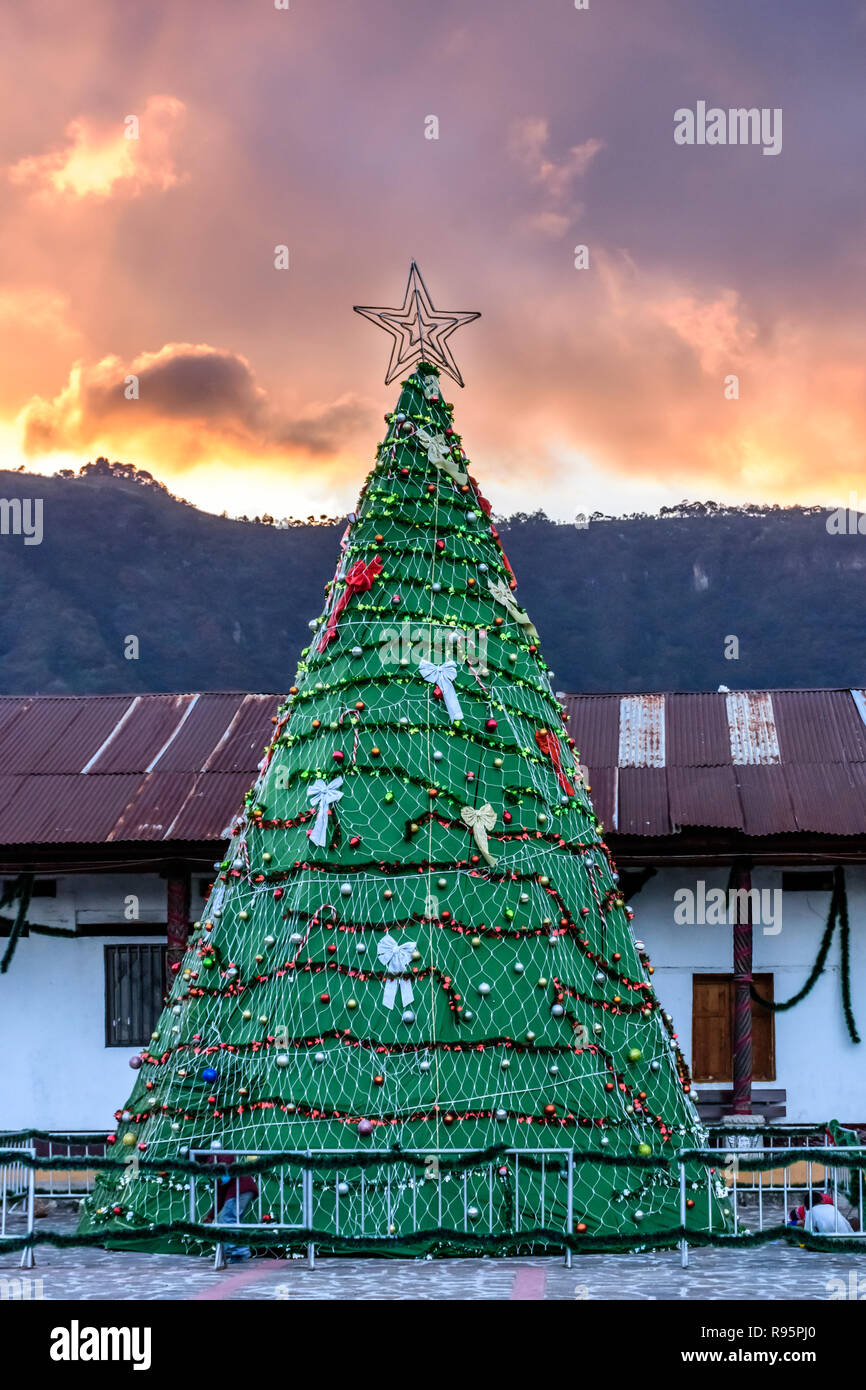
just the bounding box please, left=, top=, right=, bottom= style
left=203, top=695, right=280, bottom=772
left=726, top=691, right=781, bottom=765
left=615, top=768, right=671, bottom=835
left=0, top=774, right=143, bottom=844
left=773, top=689, right=866, bottom=764
left=783, top=763, right=865, bottom=836
left=0, top=694, right=280, bottom=846
left=86, top=694, right=196, bottom=774
left=565, top=689, right=866, bottom=838
left=666, top=693, right=731, bottom=766
left=618, top=695, right=665, bottom=768
left=561, top=694, right=619, bottom=767
left=668, top=766, right=743, bottom=830
left=168, top=771, right=257, bottom=842
left=735, top=766, right=798, bottom=837
left=583, top=766, right=616, bottom=832
left=0, top=689, right=862, bottom=845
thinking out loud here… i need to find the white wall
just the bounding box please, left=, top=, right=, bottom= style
left=0, top=873, right=207, bottom=1131
left=1, top=867, right=863, bottom=1129
left=631, top=866, right=866, bottom=1125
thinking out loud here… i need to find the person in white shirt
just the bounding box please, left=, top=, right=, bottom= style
left=802, top=1193, right=854, bottom=1234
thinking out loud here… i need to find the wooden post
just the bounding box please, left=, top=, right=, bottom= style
left=166, top=867, right=191, bottom=981
left=731, top=862, right=753, bottom=1115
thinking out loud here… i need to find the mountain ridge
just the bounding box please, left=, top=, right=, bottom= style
left=0, top=461, right=862, bottom=695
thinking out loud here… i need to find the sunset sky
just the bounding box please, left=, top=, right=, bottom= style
left=1, top=0, right=864, bottom=521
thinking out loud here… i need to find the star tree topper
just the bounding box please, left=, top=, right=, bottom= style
left=354, top=260, right=480, bottom=387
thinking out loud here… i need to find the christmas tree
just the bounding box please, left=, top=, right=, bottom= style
left=82, top=267, right=729, bottom=1254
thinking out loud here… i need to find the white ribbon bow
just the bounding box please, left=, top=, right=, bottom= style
left=419, top=659, right=463, bottom=722
left=307, top=777, right=343, bottom=847
left=487, top=575, right=539, bottom=643
left=460, top=803, right=498, bottom=865
left=415, top=427, right=468, bottom=485
left=377, top=933, right=417, bottom=1010
left=419, top=374, right=441, bottom=401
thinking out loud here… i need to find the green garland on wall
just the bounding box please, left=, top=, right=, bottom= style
left=0, top=873, right=33, bottom=974
left=750, top=866, right=860, bottom=1044
left=0, top=873, right=86, bottom=976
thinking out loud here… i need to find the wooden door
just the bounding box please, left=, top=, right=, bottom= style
left=691, top=974, right=775, bottom=1082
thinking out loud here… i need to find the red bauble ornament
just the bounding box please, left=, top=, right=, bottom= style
left=320, top=993, right=330, bottom=1004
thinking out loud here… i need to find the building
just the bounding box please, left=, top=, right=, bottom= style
left=0, top=688, right=864, bottom=1130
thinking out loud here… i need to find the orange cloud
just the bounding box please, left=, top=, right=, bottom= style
left=8, top=95, right=186, bottom=200
left=481, top=252, right=866, bottom=511
left=651, top=289, right=757, bottom=375
left=17, top=342, right=376, bottom=473
left=0, top=288, right=82, bottom=405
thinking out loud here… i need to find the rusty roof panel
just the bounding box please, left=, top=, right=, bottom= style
left=0, top=774, right=144, bottom=844
left=87, top=694, right=196, bottom=774
left=784, top=763, right=865, bottom=835
left=0, top=698, right=36, bottom=766
left=562, top=695, right=620, bottom=767
left=734, top=765, right=798, bottom=836
left=107, top=772, right=201, bottom=842
left=168, top=771, right=256, bottom=842
left=616, top=767, right=671, bottom=836
left=582, top=766, right=616, bottom=834
left=0, top=699, right=82, bottom=773
left=726, top=691, right=781, bottom=765
left=0, top=775, right=29, bottom=825
left=153, top=694, right=249, bottom=772
left=668, top=766, right=743, bottom=830
left=0, top=689, right=862, bottom=845
left=772, top=690, right=866, bottom=764
left=666, top=693, right=732, bottom=766
left=847, top=763, right=866, bottom=820
left=204, top=694, right=282, bottom=772
left=618, top=695, right=665, bottom=768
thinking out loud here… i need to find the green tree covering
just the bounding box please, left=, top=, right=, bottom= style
left=80, top=366, right=728, bottom=1252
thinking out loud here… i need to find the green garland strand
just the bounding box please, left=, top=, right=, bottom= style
left=0, top=874, right=80, bottom=975
left=0, top=1145, right=670, bottom=1178
left=0, top=873, right=33, bottom=974
left=679, top=1146, right=866, bottom=1172
left=1, top=1221, right=864, bottom=1258
left=750, top=867, right=860, bottom=1044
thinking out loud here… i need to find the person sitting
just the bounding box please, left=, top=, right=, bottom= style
left=802, top=1191, right=854, bottom=1235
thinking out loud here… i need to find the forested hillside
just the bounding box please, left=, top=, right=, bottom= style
left=0, top=461, right=862, bottom=694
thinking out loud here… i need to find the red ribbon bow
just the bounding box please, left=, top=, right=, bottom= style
left=535, top=727, right=575, bottom=796
left=318, top=555, right=383, bottom=651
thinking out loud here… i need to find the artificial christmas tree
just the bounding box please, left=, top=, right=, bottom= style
left=81, top=268, right=729, bottom=1254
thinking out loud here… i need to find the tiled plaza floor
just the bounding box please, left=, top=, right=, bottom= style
left=2, top=1212, right=865, bottom=1299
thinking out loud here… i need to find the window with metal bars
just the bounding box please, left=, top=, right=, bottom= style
left=104, top=944, right=167, bottom=1047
